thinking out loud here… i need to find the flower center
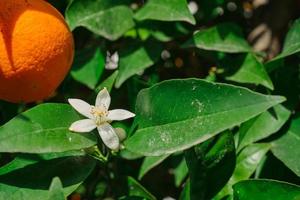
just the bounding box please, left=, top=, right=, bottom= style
left=91, top=105, right=109, bottom=125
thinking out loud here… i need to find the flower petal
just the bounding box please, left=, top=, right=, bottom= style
left=97, top=123, right=120, bottom=150
left=105, top=51, right=119, bottom=70
left=108, top=109, right=135, bottom=121
left=96, top=88, right=111, bottom=109
left=69, top=119, right=96, bottom=133
left=68, top=99, right=93, bottom=119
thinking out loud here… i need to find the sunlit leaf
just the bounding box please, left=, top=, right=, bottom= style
left=183, top=23, right=251, bottom=53
left=233, top=180, right=300, bottom=200
left=0, top=104, right=97, bottom=153
left=66, top=0, right=134, bottom=40
left=135, top=0, right=196, bottom=25
left=125, top=79, right=285, bottom=156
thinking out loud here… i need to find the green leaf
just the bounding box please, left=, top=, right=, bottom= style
left=0, top=156, right=96, bottom=200
left=173, top=157, right=189, bottom=187
left=138, top=154, right=170, bottom=180
left=179, top=180, right=190, bottom=200
left=183, top=23, right=251, bottom=53
left=127, top=177, right=156, bottom=200
left=71, top=47, right=105, bottom=89
left=0, top=151, right=85, bottom=176
left=96, top=70, right=119, bottom=93
left=115, top=42, right=162, bottom=88
left=225, top=53, right=274, bottom=90
left=66, top=0, right=134, bottom=40
left=270, top=18, right=300, bottom=61
left=0, top=103, right=97, bottom=153
left=48, top=177, right=65, bottom=200
left=185, top=131, right=236, bottom=200
left=134, top=0, right=195, bottom=25
left=272, top=116, right=300, bottom=176
left=233, top=180, right=300, bottom=200
left=238, top=104, right=291, bottom=151
left=125, top=79, right=285, bottom=156
left=216, top=143, right=270, bottom=198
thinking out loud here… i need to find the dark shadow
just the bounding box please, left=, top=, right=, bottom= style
left=218, top=53, right=247, bottom=78
left=216, top=23, right=244, bottom=41
left=0, top=155, right=95, bottom=190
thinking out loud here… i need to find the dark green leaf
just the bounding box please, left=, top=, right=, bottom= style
left=185, top=131, right=235, bottom=200
left=96, top=70, right=119, bottom=93
left=115, top=42, right=162, bottom=88
left=71, top=48, right=105, bottom=89
left=216, top=143, right=270, bottom=198
left=179, top=180, right=190, bottom=200
left=270, top=18, right=300, bottom=61
left=226, top=53, right=274, bottom=90
left=272, top=116, right=300, bottom=176
left=0, top=156, right=96, bottom=200
left=135, top=0, right=195, bottom=25
left=66, top=0, right=134, bottom=40
left=173, top=157, right=188, bottom=187
left=183, top=23, right=251, bottom=53
left=0, top=104, right=97, bottom=153
left=138, top=154, right=170, bottom=180
left=233, top=179, right=300, bottom=200
left=127, top=177, right=156, bottom=200
left=238, top=104, right=290, bottom=151
left=0, top=151, right=84, bottom=176
left=125, top=79, right=285, bottom=156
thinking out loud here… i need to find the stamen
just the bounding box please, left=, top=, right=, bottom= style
left=90, top=105, right=108, bottom=125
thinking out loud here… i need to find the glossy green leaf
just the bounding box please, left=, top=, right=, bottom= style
left=216, top=143, right=270, bottom=198
left=96, top=70, right=119, bottom=93
left=0, top=104, right=97, bottom=153
left=183, top=23, right=251, bottom=53
left=125, top=79, right=285, bottom=156
left=48, top=177, right=65, bottom=200
left=185, top=131, right=235, bottom=200
left=226, top=53, right=274, bottom=90
left=127, top=177, right=156, bottom=200
left=238, top=104, right=290, bottom=151
left=135, top=0, right=195, bottom=25
left=115, top=42, right=162, bottom=88
left=272, top=116, right=300, bottom=176
left=233, top=180, right=300, bottom=200
left=71, top=48, right=105, bottom=89
left=0, top=156, right=96, bottom=200
left=270, top=18, right=300, bottom=61
left=138, top=154, right=170, bottom=180
left=66, top=0, right=134, bottom=40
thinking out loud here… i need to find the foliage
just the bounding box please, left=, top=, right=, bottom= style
left=0, top=0, right=300, bottom=199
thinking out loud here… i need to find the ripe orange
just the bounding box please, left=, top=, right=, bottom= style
left=0, top=0, right=74, bottom=103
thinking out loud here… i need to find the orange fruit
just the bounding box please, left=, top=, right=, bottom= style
left=0, top=0, right=74, bottom=103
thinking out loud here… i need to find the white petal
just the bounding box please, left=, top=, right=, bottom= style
left=68, top=99, right=93, bottom=119
left=111, top=52, right=119, bottom=63
left=69, top=119, right=96, bottom=133
left=108, top=109, right=135, bottom=121
left=105, top=62, right=118, bottom=70
left=105, top=52, right=119, bottom=70
left=96, top=88, right=111, bottom=108
left=97, top=123, right=120, bottom=150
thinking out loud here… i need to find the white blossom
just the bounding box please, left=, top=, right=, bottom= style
left=68, top=88, right=135, bottom=150
left=105, top=51, right=119, bottom=70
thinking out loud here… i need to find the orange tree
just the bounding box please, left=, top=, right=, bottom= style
left=0, top=0, right=299, bottom=200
